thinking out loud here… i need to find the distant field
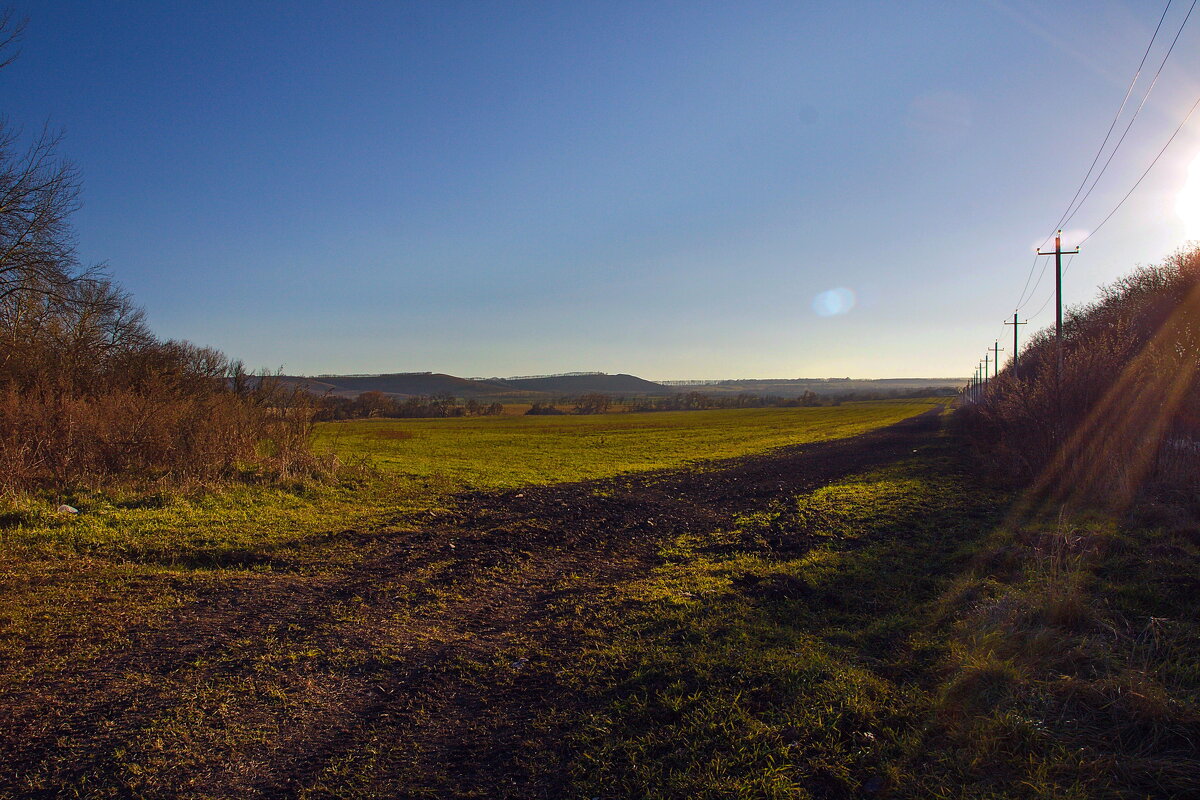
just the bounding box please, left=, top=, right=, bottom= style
left=314, top=400, right=941, bottom=491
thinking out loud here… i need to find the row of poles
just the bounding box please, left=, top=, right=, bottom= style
left=963, top=230, right=1078, bottom=404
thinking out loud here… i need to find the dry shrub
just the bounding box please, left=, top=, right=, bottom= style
left=963, top=245, right=1200, bottom=509
left=0, top=363, right=329, bottom=493
left=0, top=31, right=330, bottom=496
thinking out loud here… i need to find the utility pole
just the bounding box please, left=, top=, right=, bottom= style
left=982, top=355, right=990, bottom=391
left=1004, top=313, right=1027, bottom=368
left=990, top=341, right=1003, bottom=378
left=1037, top=230, right=1079, bottom=387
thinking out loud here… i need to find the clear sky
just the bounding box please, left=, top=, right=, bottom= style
left=6, top=1, right=1200, bottom=379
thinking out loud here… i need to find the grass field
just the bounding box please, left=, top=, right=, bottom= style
left=313, top=401, right=941, bottom=490
left=0, top=402, right=938, bottom=565
left=4, top=399, right=1197, bottom=798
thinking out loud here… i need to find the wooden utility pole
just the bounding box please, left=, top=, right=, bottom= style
left=990, top=341, right=1003, bottom=378
left=1037, top=230, right=1079, bottom=386
left=1004, top=313, right=1027, bottom=368
left=982, top=355, right=990, bottom=390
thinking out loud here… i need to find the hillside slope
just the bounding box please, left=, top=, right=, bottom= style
left=496, top=373, right=670, bottom=396
left=279, top=373, right=539, bottom=398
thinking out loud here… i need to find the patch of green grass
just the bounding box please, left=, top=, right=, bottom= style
left=563, top=430, right=1011, bottom=799
left=0, top=403, right=935, bottom=565
left=0, top=478, right=418, bottom=566
left=5, top=397, right=1197, bottom=796
left=921, top=508, right=1200, bottom=798
left=313, top=401, right=938, bottom=491
left=0, top=402, right=940, bottom=791
left=552, top=424, right=1200, bottom=798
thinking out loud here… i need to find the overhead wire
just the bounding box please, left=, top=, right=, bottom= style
left=982, top=1, right=1195, bottom=382
left=1079, top=91, right=1200, bottom=246
left=1022, top=255, right=1078, bottom=324
left=1013, top=252, right=1044, bottom=312
left=1021, top=254, right=1052, bottom=312
left=1026, top=278, right=1059, bottom=321
left=1012, top=0, right=1171, bottom=311
left=1050, top=0, right=1177, bottom=238
left=1014, top=0, right=1182, bottom=313
left=1058, top=0, right=1197, bottom=232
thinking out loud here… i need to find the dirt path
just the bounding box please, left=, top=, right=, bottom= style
left=0, top=407, right=942, bottom=798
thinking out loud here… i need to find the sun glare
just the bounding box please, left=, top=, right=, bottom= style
left=1175, top=152, right=1200, bottom=239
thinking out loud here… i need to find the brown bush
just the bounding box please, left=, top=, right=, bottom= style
left=963, top=245, right=1200, bottom=508
left=0, top=364, right=325, bottom=493
left=0, top=23, right=325, bottom=495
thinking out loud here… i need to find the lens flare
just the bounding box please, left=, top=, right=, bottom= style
left=1176, top=152, right=1200, bottom=239
left=812, top=287, right=856, bottom=317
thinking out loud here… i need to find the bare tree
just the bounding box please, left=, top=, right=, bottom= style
left=0, top=9, right=25, bottom=71
left=0, top=12, right=98, bottom=308
left=0, top=123, right=92, bottom=305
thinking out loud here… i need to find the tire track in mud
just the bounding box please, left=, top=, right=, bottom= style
left=0, top=407, right=943, bottom=797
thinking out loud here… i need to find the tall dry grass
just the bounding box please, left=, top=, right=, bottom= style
left=0, top=373, right=327, bottom=494
left=0, top=281, right=328, bottom=492
left=961, top=244, right=1200, bottom=509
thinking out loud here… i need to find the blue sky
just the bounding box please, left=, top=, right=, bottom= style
left=6, top=1, right=1200, bottom=378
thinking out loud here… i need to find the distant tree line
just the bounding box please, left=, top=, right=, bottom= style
left=314, top=384, right=959, bottom=422
left=519, top=387, right=955, bottom=416
left=625, top=387, right=953, bottom=412
left=627, top=391, right=828, bottom=412
left=313, top=391, right=503, bottom=421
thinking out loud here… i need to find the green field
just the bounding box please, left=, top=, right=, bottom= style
left=5, top=398, right=1195, bottom=798
left=0, top=401, right=937, bottom=565
left=314, top=401, right=940, bottom=490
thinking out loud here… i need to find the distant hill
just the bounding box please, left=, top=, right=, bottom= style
left=495, top=373, right=669, bottom=396
left=277, top=373, right=542, bottom=399
left=277, top=372, right=963, bottom=400
left=272, top=376, right=342, bottom=395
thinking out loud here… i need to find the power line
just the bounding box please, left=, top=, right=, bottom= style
left=1079, top=90, right=1200, bottom=246
left=1019, top=255, right=1052, bottom=313
left=1015, top=0, right=1178, bottom=311
left=1024, top=253, right=1078, bottom=325
left=987, top=5, right=1196, bottom=392
left=1058, top=0, right=1197, bottom=232
left=1025, top=259, right=1066, bottom=322
left=1028, top=291, right=1053, bottom=321
left=1013, top=252, right=1043, bottom=312
left=1017, top=3, right=1195, bottom=321
left=1050, top=0, right=1177, bottom=238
